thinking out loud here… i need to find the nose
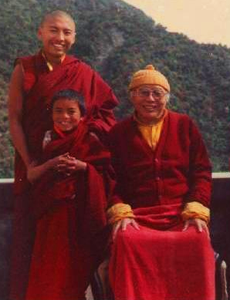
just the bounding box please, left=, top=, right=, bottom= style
left=56, top=30, right=65, bottom=41
left=147, top=93, right=155, bottom=101
left=61, top=111, right=69, bottom=119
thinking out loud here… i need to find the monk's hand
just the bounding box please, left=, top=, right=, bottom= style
left=27, top=161, right=39, bottom=183
left=113, top=218, right=140, bottom=241
left=56, top=156, right=87, bottom=175
left=183, top=218, right=210, bottom=237
left=28, top=155, right=67, bottom=183
left=53, top=153, right=74, bottom=174
left=68, top=157, right=87, bottom=172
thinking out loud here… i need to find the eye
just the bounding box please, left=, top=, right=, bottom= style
left=139, top=89, right=150, bottom=97
left=68, top=109, right=78, bottom=115
left=54, top=108, right=62, bottom=113
left=64, top=30, right=73, bottom=36
left=49, top=29, right=57, bottom=33
left=152, top=90, right=163, bottom=97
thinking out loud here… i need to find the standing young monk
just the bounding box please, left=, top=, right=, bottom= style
left=8, top=10, right=118, bottom=300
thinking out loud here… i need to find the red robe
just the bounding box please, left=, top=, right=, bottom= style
left=14, top=51, right=118, bottom=195
left=25, top=121, right=112, bottom=300
left=10, top=51, right=118, bottom=300
left=108, top=111, right=215, bottom=300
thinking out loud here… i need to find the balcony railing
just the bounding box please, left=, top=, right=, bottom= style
left=0, top=174, right=230, bottom=300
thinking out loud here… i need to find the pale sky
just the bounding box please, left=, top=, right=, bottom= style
left=124, top=0, right=230, bottom=47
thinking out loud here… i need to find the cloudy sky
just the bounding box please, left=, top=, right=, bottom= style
left=124, top=0, right=230, bottom=47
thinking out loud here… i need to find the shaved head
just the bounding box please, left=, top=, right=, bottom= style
left=40, top=10, right=76, bottom=31
left=37, top=10, right=76, bottom=63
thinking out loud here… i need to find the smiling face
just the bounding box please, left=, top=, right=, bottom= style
left=130, top=84, right=168, bottom=124
left=38, top=13, right=76, bottom=63
left=52, top=98, right=81, bottom=132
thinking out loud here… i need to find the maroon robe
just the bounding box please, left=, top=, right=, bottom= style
left=14, top=51, right=118, bottom=194
left=25, top=121, right=112, bottom=300
left=108, top=111, right=215, bottom=300
left=10, top=51, right=118, bottom=300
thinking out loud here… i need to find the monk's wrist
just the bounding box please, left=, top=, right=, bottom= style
left=107, top=203, right=135, bottom=225
left=181, top=201, right=210, bottom=224
left=76, top=160, right=87, bottom=171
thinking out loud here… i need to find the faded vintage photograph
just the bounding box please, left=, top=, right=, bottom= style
left=0, top=1, right=230, bottom=300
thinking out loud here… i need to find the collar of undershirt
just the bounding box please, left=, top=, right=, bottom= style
left=41, top=51, right=66, bottom=71
left=133, top=109, right=168, bottom=127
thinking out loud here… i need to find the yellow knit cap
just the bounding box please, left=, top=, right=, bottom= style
left=129, top=65, right=170, bottom=92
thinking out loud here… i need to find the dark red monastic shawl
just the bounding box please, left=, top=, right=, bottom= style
left=10, top=121, right=113, bottom=300
left=31, top=120, right=112, bottom=237
left=14, top=51, right=118, bottom=194
left=10, top=52, right=117, bottom=300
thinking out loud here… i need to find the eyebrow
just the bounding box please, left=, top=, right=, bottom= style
left=140, top=87, right=164, bottom=91
left=48, top=25, right=74, bottom=32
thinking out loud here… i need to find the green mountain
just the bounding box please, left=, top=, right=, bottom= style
left=1, top=0, right=230, bottom=177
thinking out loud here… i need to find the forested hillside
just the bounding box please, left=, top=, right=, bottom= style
left=1, top=0, right=230, bottom=177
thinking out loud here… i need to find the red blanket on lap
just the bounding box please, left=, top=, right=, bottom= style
left=110, top=212, right=215, bottom=300
left=134, top=203, right=182, bottom=230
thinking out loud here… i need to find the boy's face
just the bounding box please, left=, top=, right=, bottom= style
left=37, top=15, right=76, bottom=61
left=52, top=98, right=81, bottom=132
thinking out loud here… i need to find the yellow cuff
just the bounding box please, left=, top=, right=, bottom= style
left=107, top=203, right=134, bottom=224
left=181, top=201, right=210, bottom=223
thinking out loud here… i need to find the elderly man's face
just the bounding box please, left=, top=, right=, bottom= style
left=130, top=84, right=168, bottom=123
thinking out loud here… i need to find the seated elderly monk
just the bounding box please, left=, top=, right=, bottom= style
left=107, top=65, right=215, bottom=300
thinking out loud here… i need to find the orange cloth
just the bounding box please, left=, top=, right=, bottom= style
left=181, top=201, right=210, bottom=223
left=107, top=203, right=134, bottom=224
left=136, top=110, right=168, bottom=150
left=129, top=64, right=170, bottom=92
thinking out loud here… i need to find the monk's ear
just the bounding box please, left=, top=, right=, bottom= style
left=129, top=90, right=135, bottom=104
left=37, top=27, right=42, bottom=40
left=71, top=32, right=76, bottom=45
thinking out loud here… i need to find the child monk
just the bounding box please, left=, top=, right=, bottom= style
left=25, top=89, right=112, bottom=300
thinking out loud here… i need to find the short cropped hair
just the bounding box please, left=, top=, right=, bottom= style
left=51, top=89, right=85, bottom=116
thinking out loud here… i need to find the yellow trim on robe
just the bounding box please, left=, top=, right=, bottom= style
left=107, top=203, right=135, bottom=224
left=135, top=109, right=168, bottom=150
left=42, top=50, right=66, bottom=71
left=42, top=52, right=53, bottom=71
left=181, top=201, right=210, bottom=224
